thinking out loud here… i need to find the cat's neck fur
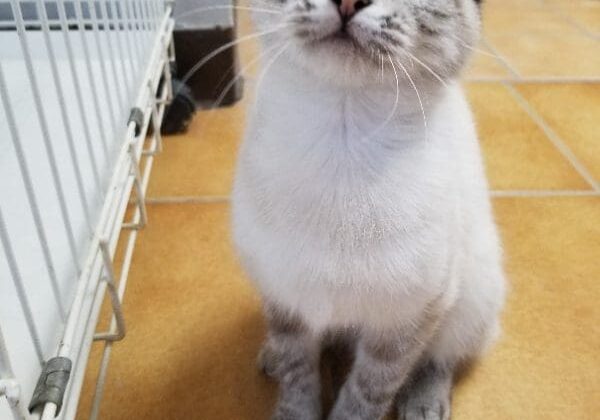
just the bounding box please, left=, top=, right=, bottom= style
left=255, top=54, right=449, bottom=146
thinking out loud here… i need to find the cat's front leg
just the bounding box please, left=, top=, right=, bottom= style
left=259, top=303, right=322, bottom=420
left=328, top=313, right=441, bottom=420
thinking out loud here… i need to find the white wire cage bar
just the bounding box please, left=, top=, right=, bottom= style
left=0, top=1, right=175, bottom=418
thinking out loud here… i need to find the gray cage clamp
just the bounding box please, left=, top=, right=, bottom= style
left=28, top=357, right=72, bottom=415
left=128, top=107, right=145, bottom=137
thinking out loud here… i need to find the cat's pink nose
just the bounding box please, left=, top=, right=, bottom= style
left=333, top=0, right=372, bottom=20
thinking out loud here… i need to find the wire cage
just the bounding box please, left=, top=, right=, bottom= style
left=0, top=1, right=175, bottom=418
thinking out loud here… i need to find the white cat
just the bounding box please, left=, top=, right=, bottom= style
left=232, top=0, right=505, bottom=419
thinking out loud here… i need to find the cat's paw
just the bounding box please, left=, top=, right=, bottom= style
left=271, top=400, right=321, bottom=420
left=397, top=362, right=453, bottom=420
left=257, top=342, right=281, bottom=379
left=398, top=400, right=450, bottom=420
left=271, top=407, right=312, bottom=420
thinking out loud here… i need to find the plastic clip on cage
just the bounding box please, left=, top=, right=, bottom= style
left=0, top=1, right=175, bottom=418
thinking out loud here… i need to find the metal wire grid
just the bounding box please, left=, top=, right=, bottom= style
left=0, top=1, right=174, bottom=418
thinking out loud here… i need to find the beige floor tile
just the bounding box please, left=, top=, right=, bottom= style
left=516, top=83, right=600, bottom=183
left=463, top=42, right=511, bottom=79
left=147, top=98, right=247, bottom=197
left=484, top=0, right=541, bottom=7
left=566, top=9, right=600, bottom=35
left=466, top=84, right=589, bottom=190
left=482, top=3, right=600, bottom=77
left=454, top=197, right=600, bottom=420
left=546, top=0, right=600, bottom=35
left=489, top=33, right=600, bottom=78
left=483, top=5, right=566, bottom=36
left=237, top=10, right=263, bottom=79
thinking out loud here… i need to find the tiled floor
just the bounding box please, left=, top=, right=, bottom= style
left=77, top=0, right=599, bottom=419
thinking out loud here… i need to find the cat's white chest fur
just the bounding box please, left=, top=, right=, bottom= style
left=232, top=63, right=499, bottom=335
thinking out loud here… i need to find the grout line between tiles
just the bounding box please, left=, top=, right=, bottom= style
left=491, top=190, right=600, bottom=198
left=147, top=196, right=230, bottom=204
left=465, top=77, right=600, bottom=84
left=480, top=37, right=521, bottom=79
left=146, top=191, right=600, bottom=204
left=540, top=0, right=600, bottom=41
left=503, top=83, right=600, bottom=192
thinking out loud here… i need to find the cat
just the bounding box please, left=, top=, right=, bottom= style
left=231, top=0, right=505, bottom=419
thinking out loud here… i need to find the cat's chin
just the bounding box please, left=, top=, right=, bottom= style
left=292, top=35, right=381, bottom=86
left=303, top=30, right=370, bottom=58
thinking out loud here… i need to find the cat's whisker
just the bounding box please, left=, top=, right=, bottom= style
left=210, top=41, right=289, bottom=113
left=360, top=54, right=400, bottom=141
left=176, top=24, right=291, bottom=99
left=388, top=54, right=400, bottom=113
left=288, top=13, right=315, bottom=25
left=174, top=5, right=281, bottom=21
left=213, top=59, right=241, bottom=102
left=248, top=0, right=282, bottom=7
left=403, top=51, right=448, bottom=88
left=255, top=41, right=292, bottom=99
left=200, top=41, right=289, bottom=135
left=395, top=58, right=428, bottom=140
left=450, top=34, right=500, bottom=59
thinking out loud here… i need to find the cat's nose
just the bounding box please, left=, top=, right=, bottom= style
left=333, top=0, right=371, bottom=20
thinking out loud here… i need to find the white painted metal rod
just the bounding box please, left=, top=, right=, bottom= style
left=121, top=143, right=148, bottom=229
left=130, top=0, right=145, bottom=56
left=169, top=33, right=175, bottom=61
left=118, top=0, right=142, bottom=68
left=0, top=58, right=67, bottom=322
left=140, top=0, right=152, bottom=49
left=136, top=0, right=151, bottom=55
left=0, top=16, right=108, bottom=28
left=134, top=0, right=146, bottom=34
left=95, top=240, right=127, bottom=342
left=0, top=325, right=28, bottom=420
left=88, top=0, right=126, bottom=123
left=155, top=0, right=164, bottom=28
left=147, top=82, right=164, bottom=154
left=10, top=0, right=82, bottom=275
left=83, top=0, right=120, bottom=138
left=139, top=0, right=149, bottom=33
left=55, top=0, right=103, bottom=192
left=108, top=0, right=137, bottom=95
left=0, top=206, right=44, bottom=365
left=149, top=0, right=158, bottom=31
left=71, top=0, right=112, bottom=161
left=35, top=0, right=93, bottom=237
left=125, top=0, right=144, bottom=70
left=101, top=0, right=133, bottom=105
left=163, top=39, right=174, bottom=102
left=120, top=0, right=143, bottom=82
left=147, top=0, right=158, bottom=31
